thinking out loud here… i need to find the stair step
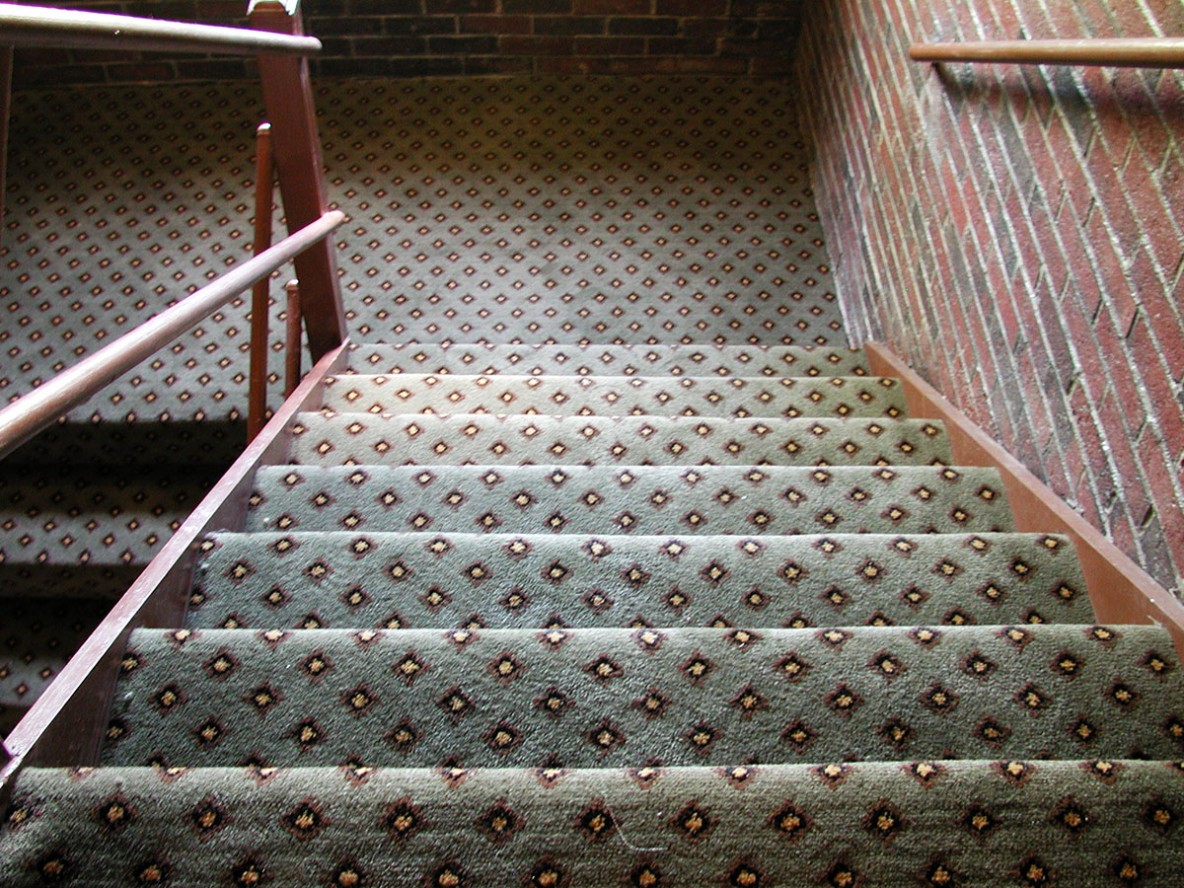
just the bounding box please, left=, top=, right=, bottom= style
left=0, top=598, right=111, bottom=709
left=288, top=413, right=953, bottom=468
left=345, top=343, right=869, bottom=378
left=0, top=466, right=224, bottom=567
left=190, top=531, right=1092, bottom=631
left=6, top=761, right=1182, bottom=887
left=246, top=465, right=1015, bottom=536
left=103, top=625, right=1184, bottom=768
left=320, top=373, right=907, bottom=419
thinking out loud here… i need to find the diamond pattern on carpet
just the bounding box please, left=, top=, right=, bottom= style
left=3, top=78, right=837, bottom=428
left=320, top=373, right=906, bottom=419
left=2, top=69, right=1179, bottom=887
left=5, top=762, right=1182, bottom=887
left=0, top=465, right=225, bottom=568
left=189, top=531, right=1092, bottom=632
left=287, top=412, right=952, bottom=468
left=102, top=624, right=1184, bottom=768
left=0, top=598, right=111, bottom=710
left=344, top=343, right=868, bottom=379
left=246, top=464, right=1015, bottom=537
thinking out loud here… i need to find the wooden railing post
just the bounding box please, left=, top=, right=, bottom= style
left=0, top=46, right=12, bottom=236
left=247, top=122, right=274, bottom=442
left=248, top=0, right=346, bottom=363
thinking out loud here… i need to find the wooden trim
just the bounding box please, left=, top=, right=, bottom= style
left=247, top=123, right=275, bottom=443
left=285, top=278, right=303, bottom=397
left=250, top=0, right=347, bottom=363
left=866, top=342, right=1184, bottom=654
left=0, top=211, right=344, bottom=460
left=0, top=342, right=349, bottom=794
left=910, top=38, right=1184, bottom=70
left=0, top=2, right=320, bottom=55
left=0, top=45, right=11, bottom=237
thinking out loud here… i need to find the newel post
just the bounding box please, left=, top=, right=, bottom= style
left=248, top=0, right=346, bottom=362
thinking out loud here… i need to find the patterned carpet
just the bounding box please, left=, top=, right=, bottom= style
left=2, top=77, right=838, bottom=424
left=4, top=339, right=1184, bottom=883
left=2, top=77, right=1182, bottom=885
left=0, top=76, right=837, bottom=731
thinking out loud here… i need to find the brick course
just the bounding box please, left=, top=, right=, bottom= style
left=8, top=0, right=801, bottom=85
left=796, top=0, right=1184, bottom=596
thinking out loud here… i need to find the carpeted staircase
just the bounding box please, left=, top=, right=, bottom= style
left=2, top=341, right=1182, bottom=886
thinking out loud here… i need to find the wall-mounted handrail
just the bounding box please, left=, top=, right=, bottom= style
left=0, top=3, right=320, bottom=55
left=910, top=37, right=1184, bottom=69
left=0, top=210, right=345, bottom=461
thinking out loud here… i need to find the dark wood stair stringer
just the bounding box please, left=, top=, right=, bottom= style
left=0, top=342, right=349, bottom=799
left=867, top=341, right=1184, bottom=654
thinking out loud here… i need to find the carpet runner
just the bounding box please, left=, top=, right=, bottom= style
left=3, top=342, right=1182, bottom=886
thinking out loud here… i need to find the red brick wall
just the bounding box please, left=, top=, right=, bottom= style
left=10, top=0, right=801, bottom=85
left=796, top=1, right=1184, bottom=596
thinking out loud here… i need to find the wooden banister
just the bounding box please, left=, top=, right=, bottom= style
left=0, top=341, right=349, bottom=789
left=0, top=210, right=345, bottom=461
left=0, top=2, right=320, bottom=55
left=250, top=0, right=347, bottom=363
left=910, top=37, right=1184, bottom=69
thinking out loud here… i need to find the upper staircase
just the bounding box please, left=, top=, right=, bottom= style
left=2, top=340, right=1182, bottom=885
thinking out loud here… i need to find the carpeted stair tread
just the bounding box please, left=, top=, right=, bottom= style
left=246, top=464, right=1015, bottom=536
left=345, top=343, right=869, bottom=378
left=102, top=624, right=1184, bottom=768
left=0, top=465, right=225, bottom=567
left=0, top=598, right=111, bottom=709
left=288, top=412, right=953, bottom=468
left=189, top=531, right=1093, bottom=631
left=5, top=761, right=1183, bottom=888
left=319, top=373, right=906, bottom=419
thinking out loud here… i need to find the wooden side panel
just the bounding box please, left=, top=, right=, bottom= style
left=866, top=342, right=1184, bottom=654
left=0, top=344, right=348, bottom=793
left=249, top=0, right=347, bottom=362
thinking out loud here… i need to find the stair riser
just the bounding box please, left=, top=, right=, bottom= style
left=346, top=344, right=870, bottom=378
left=246, top=466, right=1015, bottom=536
left=104, top=626, right=1184, bottom=768
left=6, top=762, right=1182, bottom=888
left=288, top=414, right=953, bottom=468
left=190, top=532, right=1092, bottom=631
left=320, top=374, right=907, bottom=419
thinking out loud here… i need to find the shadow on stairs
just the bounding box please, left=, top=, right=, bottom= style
left=0, top=420, right=242, bottom=736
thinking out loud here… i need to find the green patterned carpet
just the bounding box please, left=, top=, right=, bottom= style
left=4, top=341, right=1183, bottom=886
left=1, top=78, right=1182, bottom=887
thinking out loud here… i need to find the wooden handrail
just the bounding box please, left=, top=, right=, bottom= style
left=0, top=3, right=320, bottom=55
left=910, top=38, right=1184, bottom=69
left=0, top=210, right=345, bottom=461
left=0, top=341, right=350, bottom=786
